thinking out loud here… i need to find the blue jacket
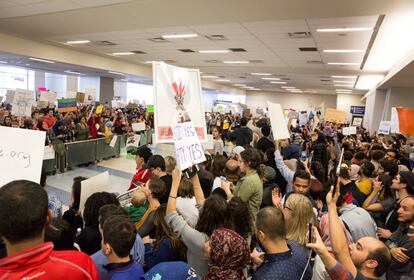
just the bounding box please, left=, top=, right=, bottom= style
left=103, top=259, right=144, bottom=280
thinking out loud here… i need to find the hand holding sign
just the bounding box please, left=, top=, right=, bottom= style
left=267, top=102, right=290, bottom=140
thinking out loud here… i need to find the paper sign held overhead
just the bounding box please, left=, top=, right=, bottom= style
left=39, top=91, right=57, bottom=104
left=342, top=126, right=357, bottom=136
left=0, top=127, right=46, bottom=187
left=267, top=102, right=290, bottom=140
left=324, top=108, right=347, bottom=124
left=378, top=121, right=391, bottom=135
left=390, top=107, right=400, bottom=134
left=396, top=107, right=414, bottom=136
left=80, top=171, right=110, bottom=211
left=173, top=121, right=206, bottom=170
left=11, top=89, right=35, bottom=117
left=58, top=98, right=77, bottom=113
left=132, top=122, right=146, bottom=132
left=126, top=135, right=141, bottom=149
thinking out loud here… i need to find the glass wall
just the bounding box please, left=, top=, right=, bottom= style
left=0, top=65, right=35, bottom=98
left=126, top=82, right=153, bottom=104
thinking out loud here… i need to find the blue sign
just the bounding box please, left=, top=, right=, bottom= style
left=350, top=106, right=365, bottom=115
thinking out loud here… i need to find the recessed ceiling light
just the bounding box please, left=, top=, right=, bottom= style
left=233, top=84, right=246, bottom=86
left=327, top=62, right=360, bottom=65
left=261, top=77, right=280, bottom=81
left=112, top=52, right=134, bottom=55
left=282, top=86, right=296, bottom=89
left=250, top=73, right=272, bottom=76
left=331, top=75, right=357, bottom=79
left=215, top=79, right=230, bottom=82
left=223, top=61, right=249, bottom=64
left=29, top=57, right=54, bottom=63
left=270, top=81, right=287, bottom=84
left=323, top=49, right=364, bottom=53
left=202, top=75, right=219, bottom=79
left=356, top=74, right=384, bottom=90
left=66, top=40, right=90, bottom=44
left=333, top=80, right=355, bottom=83
left=317, top=27, right=373, bottom=32
left=334, top=84, right=353, bottom=87
left=0, top=61, right=7, bottom=64
left=108, top=71, right=124, bottom=76
left=249, top=88, right=261, bottom=91
left=199, top=50, right=229, bottom=53
left=162, top=34, right=198, bottom=39
left=64, top=70, right=84, bottom=75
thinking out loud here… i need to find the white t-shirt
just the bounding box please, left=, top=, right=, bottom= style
left=176, top=196, right=199, bottom=228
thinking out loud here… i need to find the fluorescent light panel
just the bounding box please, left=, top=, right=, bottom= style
left=233, top=84, right=246, bottom=86
left=355, top=75, right=384, bottom=90
left=0, top=61, right=7, bottom=64
left=66, top=40, right=90, bottom=44
left=331, top=75, right=357, bottom=79
left=333, top=80, right=355, bottom=83
left=64, top=70, right=84, bottom=75
left=112, top=52, right=134, bottom=55
left=251, top=73, right=272, bottom=76
left=108, top=71, right=124, bottom=75
left=223, top=61, right=249, bottom=64
left=328, top=62, right=360, bottom=65
left=334, top=84, right=353, bottom=87
left=282, top=86, right=296, bottom=89
left=317, top=27, right=373, bottom=32
left=162, top=34, right=198, bottom=39
left=261, top=77, right=280, bottom=81
left=199, top=50, right=229, bottom=53
left=29, top=57, right=54, bottom=63
left=202, top=75, right=218, bottom=79
left=323, top=49, right=364, bottom=53
left=270, top=81, right=287, bottom=84
left=145, top=60, right=164, bottom=64
left=215, top=79, right=230, bottom=82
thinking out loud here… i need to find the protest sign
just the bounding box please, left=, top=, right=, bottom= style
left=58, top=98, right=77, bottom=113
left=117, top=189, right=136, bottom=208
left=0, top=127, right=46, bottom=186
left=11, top=89, right=35, bottom=117
left=342, top=126, right=357, bottom=136
left=147, top=105, right=154, bottom=113
left=352, top=116, right=363, bottom=127
left=95, top=104, right=103, bottom=115
left=153, top=62, right=207, bottom=143
left=390, top=107, right=400, bottom=133
left=299, top=111, right=308, bottom=126
left=267, top=102, right=290, bottom=140
left=43, top=146, right=55, bottom=160
left=109, top=135, right=118, bottom=148
left=378, top=121, right=391, bottom=135
left=201, top=134, right=214, bottom=151
left=126, top=135, right=141, bottom=149
left=80, top=171, right=109, bottom=211
left=172, top=121, right=206, bottom=170
left=39, top=91, right=57, bottom=104
left=324, top=108, right=347, bottom=124
left=132, top=122, right=146, bottom=132
left=84, top=88, right=96, bottom=104
left=396, top=107, right=414, bottom=136
left=5, top=90, right=15, bottom=104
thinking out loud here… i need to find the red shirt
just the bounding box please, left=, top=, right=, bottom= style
left=0, top=242, right=99, bottom=279
left=128, top=168, right=152, bottom=190
left=43, top=116, right=56, bottom=129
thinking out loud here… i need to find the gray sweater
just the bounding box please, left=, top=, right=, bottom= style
left=165, top=211, right=209, bottom=278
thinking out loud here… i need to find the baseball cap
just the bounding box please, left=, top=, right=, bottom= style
left=140, top=262, right=199, bottom=280
left=143, top=155, right=166, bottom=171
left=132, top=146, right=153, bottom=163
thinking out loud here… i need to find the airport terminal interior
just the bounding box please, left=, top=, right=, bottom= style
left=1, top=1, right=414, bottom=280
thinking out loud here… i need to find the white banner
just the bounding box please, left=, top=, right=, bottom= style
left=267, top=102, right=290, bottom=140
left=390, top=107, right=400, bottom=133
left=39, top=91, right=57, bottom=104
left=80, top=171, right=109, bottom=211
left=153, top=62, right=207, bottom=143
left=172, top=121, right=206, bottom=170
left=342, top=126, right=357, bottom=136
left=132, top=122, right=146, bottom=132
left=378, top=121, right=391, bottom=135
left=0, top=127, right=46, bottom=187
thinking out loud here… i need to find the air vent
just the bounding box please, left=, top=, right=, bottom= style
left=148, top=37, right=169, bottom=43
left=281, top=78, right=290, bottom=81
left=93, top=40, right=117, bottom=46
left=205, top=34, right=228, bottom=41
left=288, top=32, right=312, bottom=38
left=205, top=60, right=221, bottom=63
left=239, top=76, right=247, bottom=79
left=229, top=48, right=247, bottom=52
left=218, top=75, right=226, bottom=78
left=249, top=60, right=264, bottom=64
left=307, top=60, right=323, bottom=64
left=131, top=50, right=146, bottom=54
left=179, top=49, right=195, bottom=53
left=299, top=47, right=318, bottom=52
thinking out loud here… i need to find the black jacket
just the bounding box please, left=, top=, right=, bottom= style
left=229, top=127, right=253, bottom=147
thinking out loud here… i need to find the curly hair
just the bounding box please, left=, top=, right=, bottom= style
left=240, top=149, right=265, bottom=179
left=83, top=192, right=119, bottom=227
left=228, top=197, right=252, bottom=239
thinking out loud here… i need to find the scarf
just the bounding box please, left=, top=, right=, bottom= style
left=203, top=228, right=249, bottom=280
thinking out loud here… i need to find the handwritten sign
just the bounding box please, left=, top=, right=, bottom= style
left=95, top=104, right=103, bottom=115
left=126, top=135, right=141, bottom=149
left=11, top=89, right=35, bottom=117
left=324, top=108, right=347, bottom=124
left=58, top=98, right=77, bottom=113
left=267, top=102, right=290, bottom=140
left=342, top=126, right=357, bottom=136
left=378, top=121, right=391, bottom=135
left=147, top=105, right=154, bottom=113
left=39, top=91, right=57, bottom=104
left=173, top=121, right=206, bottom=170
left=352, top=116, right=363, bottom=127
left=80, top=171, right=109, bottom=211
left=132, top=122, right=146, bottom=132
left=0, top=127, right=46, bottom=187
left=43, top=146, right=55, bottom=160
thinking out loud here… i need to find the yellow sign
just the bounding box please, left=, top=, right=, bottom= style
left=95, top=104, right=103, bottom=115
left=324, top=108, right=347, bottom=124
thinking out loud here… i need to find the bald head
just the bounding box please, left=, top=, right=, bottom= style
left=224, top=159, right=241, bottom=183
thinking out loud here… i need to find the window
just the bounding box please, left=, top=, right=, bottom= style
left=0, top=65, right=35, bottom=97
left=127, top=82, right=154, bottom=105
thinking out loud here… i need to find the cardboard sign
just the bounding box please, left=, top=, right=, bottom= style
left=172, top=121, right=206, bottom=170
left=66, top=91, right=77, bottom=99
left=378, top=121, right=391, bottom=135
left=342, top=126, right=357, bottom=136
left=267, top=102, right=290, bottom=140
left=0, top=127, right=46, bottom=186
left=11, top=89, right=35, bottom=117
left=75, top=92, right=85, bottom=103
left=147, top=105, right=154, bottom=113
left=324, top=108, right=347, bottom=124
left=132, top=122, right=146, bottom=132
left=352, top=116, right=363, bottom=127
left=79, top=171, right=109, bottom=211
left=126, top=134, right=141, bottom=149
left=58, top=98, right=77, bottom=113
left=43, top=146, right=55, bottom=160
left=84, top=88, right=96, bottom=104
left=153, top=62, right=207, bottom=143
left=39, top=91, right=57, bottom=104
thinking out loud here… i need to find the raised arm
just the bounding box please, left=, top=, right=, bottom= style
left=362, top=180, right=385, bottom=212
left=327, top=184, right=357, bottom=277
left=166, top=167, right=181, bottom=215
left=273, top=139, right=294, bottom=193
left=192, top=173, right=205, bottom=204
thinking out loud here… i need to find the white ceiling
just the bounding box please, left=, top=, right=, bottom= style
left=0, top=0, right=408, bottom=95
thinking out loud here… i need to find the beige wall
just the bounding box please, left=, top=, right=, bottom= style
left=336, top=94, right=365, bottom=113
left=245, top=91, right=337, bottom=111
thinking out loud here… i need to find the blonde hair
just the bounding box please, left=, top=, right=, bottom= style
left=165, top=156, right=177, bottom=175
left=131, top=189, right=147, bottom=207
left=285, top=193, right=315, bottom=246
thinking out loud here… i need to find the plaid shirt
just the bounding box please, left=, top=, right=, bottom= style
left=47, top=192, right=62, bottom=218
